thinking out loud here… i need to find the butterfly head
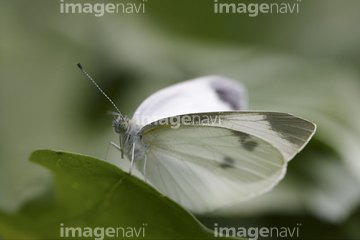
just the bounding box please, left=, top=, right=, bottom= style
left=113, top=116, right=130, bottom=134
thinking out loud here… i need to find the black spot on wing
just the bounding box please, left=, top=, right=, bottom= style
left=215, top=89, right=241, bottom=110
left=232, top=131, right=258, bottom=151
left=264, top=113, right=312, bottom=146
left=232, top=131, right=250, bottom=143
left=209, top=78, right=246, bottom=110
left=242, top=140, right=258, bottom=151
left=219, top=157, right=235, bottom=168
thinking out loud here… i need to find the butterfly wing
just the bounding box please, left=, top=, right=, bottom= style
left=138, top=112, right=316, bottom=213
left=132, top=76, right=247, bottom=126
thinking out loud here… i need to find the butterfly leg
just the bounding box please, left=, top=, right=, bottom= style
left=143, top=155, right=148, bottom=183
left=129, top=142, right=136, bottom=174
left=105, top=141, right=121, bottom=160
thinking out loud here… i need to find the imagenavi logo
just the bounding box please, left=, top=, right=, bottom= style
left=214, top=223, right=302, bottom=239
left=60, top=223, right=147, bottom=239
left=214, top=0, right=302, bottom=17
left=60, top=0, right=147, bottom=17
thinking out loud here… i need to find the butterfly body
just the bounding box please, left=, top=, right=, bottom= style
left=112, top=116, right=147, bottom=164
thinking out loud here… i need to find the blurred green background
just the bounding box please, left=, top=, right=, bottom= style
left=1, top=0, right=360, bottom=239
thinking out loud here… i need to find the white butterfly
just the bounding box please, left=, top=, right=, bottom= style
left=78, top=64, right=316, bottom=214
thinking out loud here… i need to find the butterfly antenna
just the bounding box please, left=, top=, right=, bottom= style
left=77, top=63, right=123, bottom=117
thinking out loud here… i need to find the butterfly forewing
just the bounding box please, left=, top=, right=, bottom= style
left=132, top=76, right=247, bottom=126
left=218, top=112, right=317, bottom=161
left=138, top=111, right=316, bottom=213
left=140, top=122, right=286, bottom=213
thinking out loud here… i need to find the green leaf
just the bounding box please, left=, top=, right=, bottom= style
left=0, top=150, right=242, bottom=240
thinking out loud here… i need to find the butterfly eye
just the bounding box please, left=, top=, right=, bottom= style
left=113, top=118, right=127, bottom=133
left=120, top=121, right=128, bottom=131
